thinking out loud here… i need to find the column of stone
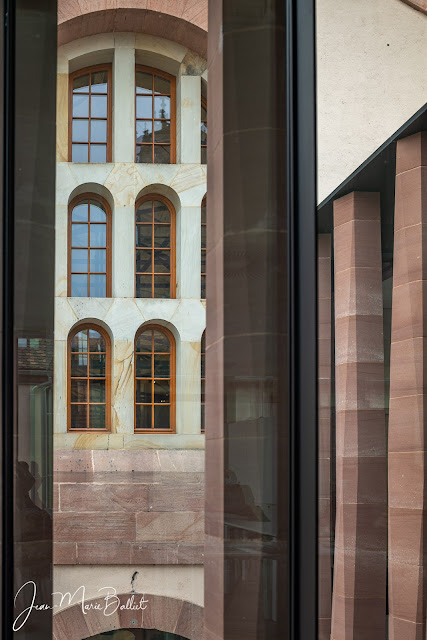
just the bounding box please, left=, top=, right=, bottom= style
left=113, top=34, right=135, bottom=162
left=318, top=234, right=332, bottom=640
left=177, top=73, right=201, bottom=164
left=331, top=192, right=387, bottom=640
left=388, top=132, right=427, bottom=640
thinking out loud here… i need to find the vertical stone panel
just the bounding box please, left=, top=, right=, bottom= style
left=331, top=192, right=387, bottom=640
left=389, top=131, right=427, bottom=640
left=113, top=34, right=136, bottom=163
left=178, top=74, right=202, bottom=164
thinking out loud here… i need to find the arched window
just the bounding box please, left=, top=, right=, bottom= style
left=68, top=195, right=111, bottom=297
left=135, top=325, right=175, bottom=432
left=68, top=324, right=111, bottom=431
left=135, top=66, right=176, bottom=164
left=135, top=195, right=176, bottom=299
left=69, top=65, right=112, bottom=163
left=201, top=97, right=207, bottom=164
left=201, top=331, right=205, bottom=432
left=201, top=197, right=206, bottom=299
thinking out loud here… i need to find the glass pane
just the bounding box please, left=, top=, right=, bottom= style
left=91, top=70, right=108, bottom=93
left=72, top=249, right=88, bottom=272
left=91, top=119, right=107, bottom=142
left=89, top=274, right=107, bottom=297
left=90, top=144, right=107, bottom=163
left=90, top=202, right=106, bottom=222
left=153, top=201, right=170, bottom=223
left=136, top=354, right=151, bottom=378
left=201, top=147, right=207, bottom=164
left=137, top=96, right=153, bottom=119
left=136, top=200, right=153, bottom=223
left=91, top=95, right=107, bottom=118
left=136, top=120, right=153, bottom=144
left=136, top=379, right=152, bottom=403
left=201, top=275, right=206, bottom=299
left=136, top=274, right=152, bottom=297
left=201, top=204, right=206, bottom=224
left=88, top=329, right=105, bottom=352
left=154, top=121, right=171, bottom=143
left=71, top=353, right=87, bottom=377
left=72, top=144, right=89, bottom=162
left=136, top=71, right=152, bottom=94
left=154, top=250, right=170, bottom=273
left=73, top=94, right=89, bottom=117
left=135, top=404, right=151, bottom=429
left=71, top=274, right=88, bottom=297
left=73, top=74, right=90, bottom=92
left=154, top=224, right=170, bottom=248
left=89, top=379, right=106, bottom=403
left=201, top=122, right=207, bottom=145
left=154, top=75, right=171, bottom=94
left=89, top=353, right=106, bottom=377
left=136, top=249, right=152, bottom=273
left=71, top=330, right=88, bottom=352
left=136, top=145, right=153, bottom=163
left=201, top=224, right=206, bottom=247
left=73, top=119, right=89, bottom=142
left=154, top=145, right=170, bottom=164
left=136, top=332, right=152, bottom=353
left=90, top=249, right=106, bottom=272
left=201, top=379, right=205, bottom=403
left=72, top=223, right=88, bottom=247
left=71, top=379, right=87, bottom=402
left=72, top=202, right=88, bottom=221
left=136, top=225, right=152, bottom=248
left=154, top=404, right=170, bottom=429
left=154, top=275, right=170, bottom=298
left=71, top=404, right=87, bottom=429
left=154, top=96, right=170, bottom=119
left=201, top=104, right=207, bottom=121
left=201, top=251, right=206, bottom=272
left=90, top=224, right=106, bottom=247
left=154, top=380, right=170, bottom=403
left=154, top=354, right=170, bottom=378
left=153, top=331, right=170, bottom=353
left=89, top=404, right=106, bottom=429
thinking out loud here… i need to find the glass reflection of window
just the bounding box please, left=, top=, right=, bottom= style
left=201, top=331, right=205, bottom=432
left=201, top=97, right=207, bottom=164
left=135, top=67, right=175, bottom=164
left=201, top=197, right=206, bottom=299
left=69, top=197, right=110, bottom=298
left=135, top=326, right=175, bottom=432
left=70, top=66, right=111, bottom=163
left=68, top=326, right=110, bottom=431
left=135, top=197, right=175, bottom=299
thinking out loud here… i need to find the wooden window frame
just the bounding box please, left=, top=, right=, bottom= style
left=69, top=64, right=112, bottom=163
left=68, top=193, right=112, bottom=298
left=135, top=194, right=176, bottom=299
left=134, top=324, right=176, bottom=433
left=201, top=96, right=207, bottom=164
left=135, top=65, right=176, bottom=164
left=67, top=323, right=111, bottom=432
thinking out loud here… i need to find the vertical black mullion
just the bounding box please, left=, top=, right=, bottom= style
left=286, top=0, right=317, bottom=638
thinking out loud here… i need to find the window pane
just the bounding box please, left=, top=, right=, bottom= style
left=201, top=204, right=206, bottom=224
left=154, top=354, right=170, bottom=378
left=73, top=94, right=89, bottom=117
left=136, top=274, right=152, bottom=297
left=153, top=201, right=170, bottom=223
left=154, top=96, right=170, bottom=119
left=136, top=145, right=152, bottom=163
left=136, top=201, right=153, bottom=223
left=136, top=354, right=151, bottom=378
left=72, top=144, right=88, bottom=163
left=136, top=379, right=152, bottom=403
left=201, top=251, right=206, bottom=273
left=90, top=249, right=106, bottom=272
left=72, top=203, right=88, bottom=222
left=71, top=404, right=87, bottom=429
left=201, top=104, right=207, bottom=121
left=91, top=95, right=107, bottom=118
left=136, top=71, right=152, bottom=94
left=71, top=330, right=88, bottom=352
left=201, top=122, right=207, bottom=145
left=90, top=202, right=106, bottom=222
left=90, top=353, right=106, bottom=377
left=153, top=331, right=170, bottom=353
left=136, top=249, right=152, bottom=273
left=73, top=119, right=89, bottom=142
left=89, top=274, right=106, bottom=297
left=137, top=96, right=153, bottom=119
left=89, top=404, right=106, bottom=429
left=72, top=223, right=88, bottom=247
left=154, top=224, right=170, bottom=248
left=91, top=120, right=107, bottom=143
left=136, top=121, right=153, bottom=144
left=154, top=145, right=170, bottom=164
left=201, top=275, right=206, bottom=299
left=73, top=74, right=90, bottom=92
left=154, top=121, right=170, bottom=143
left=71, top=379, right=87, bottom=402
left=71, top=274, right=88, bottom=297
left=90, top=224, right=106, bottom=247
left=154, top=275, right=170, bottom=298
left=136, top=225, right=152, bottom=248
left=154, top=404, right=170, bottom=429
left=91, top=71, right=108, bottom=93
left=136, top=332, right=152, bottom=353
left=72, top=249, right=88, bottom=273
left=154, top=380, right=170, bottom=403
left=88, top=329, right=105, bottom=352
left=201, top=224, right=206, bottom=247
left=154, top=250, right=170, bottom=273
left=71, top=353, right=88, bottom=377
left=201, top=147, right=207, bottom=164
left=90, top=144, right=107, bottom=163
left=154, top=75, right=171, bottom=95
left=135, top=404, right=151, bottom=429
left=89, top=379, right=106, bottom=403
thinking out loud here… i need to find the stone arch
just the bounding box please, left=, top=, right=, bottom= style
left=53, top=593, right=203, bottom=640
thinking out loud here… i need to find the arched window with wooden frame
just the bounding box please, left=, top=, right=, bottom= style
left=69, top=65, right=112, bottom=163
left=68, top=324, right=111, bottom=431
left=68, top=195, right=112, bottom=298
left=135, top=66, right=176, bottom=164
left=135, top=195, right=176, bottom=299
left=201, top=330, right=206, bottom=433
left=201, top=196, right=206, bottom=299
left=201, top=97, right=207, bottom=164
left=134, top=325, right=176, bottom=432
